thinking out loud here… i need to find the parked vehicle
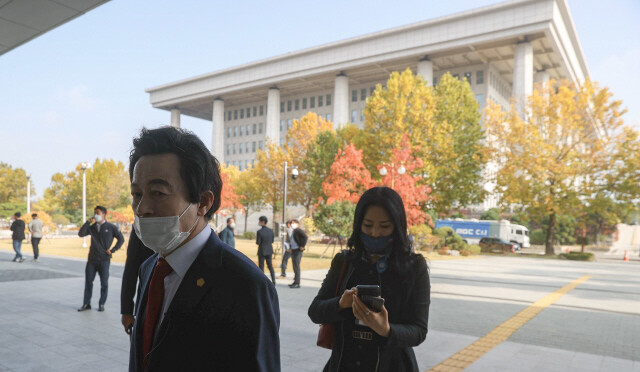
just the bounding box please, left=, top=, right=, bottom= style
left=435, top=219, right=530, bottom=249
left=479, top=237, right=515, bottom=253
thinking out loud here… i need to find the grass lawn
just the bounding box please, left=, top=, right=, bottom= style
left=0, top=235, right=476, bottom=272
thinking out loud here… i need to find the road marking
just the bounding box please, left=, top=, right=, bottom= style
left=428, top=275, right=592, bottom=372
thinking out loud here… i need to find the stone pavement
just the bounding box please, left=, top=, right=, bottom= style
left=0, top=250, right=639, bottom=371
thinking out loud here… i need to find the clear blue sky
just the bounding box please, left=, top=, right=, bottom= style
left=1, top=0, right=638, bottom=199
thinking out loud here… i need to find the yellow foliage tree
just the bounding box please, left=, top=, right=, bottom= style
left=484, top=79, right=627, bottom=255
left=252, top=141, right=288, bottom=228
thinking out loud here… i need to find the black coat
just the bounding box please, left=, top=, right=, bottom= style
left=121, top=230, right=153, bottom=315
left=308, top=251, right=430, bottom=372
left=78, top=221, right=124, bottom=262
left=292, top=228, right=308, bottom=248
left=129, top=229, right=280, bottom=372
left=256, top=226, right=274, bottom=256
left=10, top=219, right=25, bottom=240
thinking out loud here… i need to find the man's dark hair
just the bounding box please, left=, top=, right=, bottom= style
left=32, top=213, right=37, bottom=218
left=95, top=206, right=107, bottom=215
left=290, top=219, right=299, bottom=224
left=129, top=127, right=222, bottom=220
left=14, top=212, right=21, bottom=218
left=259, top=216, right=268, bottom=224
left=227, top=217, right=234, bottom=223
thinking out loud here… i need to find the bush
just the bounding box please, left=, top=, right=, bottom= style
left=409, top=224, right=432, bottom=251
left=433, top=227, right=467, bottom=251
left=480, top=208, right=500, bottom=221
left=460, top=249, right=471, bottom=256
left=437, top=247, right=450, bottom=255
left=530, top=229, right=546, bottom=245
left=468, top=244, right=481, bottom=254
left=558, top=252, right=595, bottom=261
left=242, top=231, right=256, bottom=240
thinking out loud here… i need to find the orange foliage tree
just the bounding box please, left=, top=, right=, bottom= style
left=322, top=143, right=374, bottom=204
left=377, top=134, right=432, bottom=227
left=218, top=164, right=244, bottom=216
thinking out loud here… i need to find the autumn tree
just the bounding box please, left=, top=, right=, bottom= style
left=322, top=143, right=374, bottom=204
left=303, top=130, right=341, bottom=204
left=377, top=134, right=431, bottom=227
left=252, top=142, right=288, bottom=227
left=0, top=163, right=33, bottom=205
left=484, top=79, right=628, bottom=255
left=218, top=164, right=244, bottom=215
left=313, top=201, right=355, bottom=239
left=236, top=167, right=265, bottom=233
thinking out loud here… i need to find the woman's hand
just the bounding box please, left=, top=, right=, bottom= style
left=338, top=287, right=357, bottom=309
left=352, top=294, right=390, bottom=338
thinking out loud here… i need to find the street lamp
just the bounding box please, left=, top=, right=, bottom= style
left=26, top=174, right=31, bottom=215
left=379, top=163, right=405, bottom=188
left=282, top=161, right=299, bottom=253
left=81, top=162, right=89, bottom=248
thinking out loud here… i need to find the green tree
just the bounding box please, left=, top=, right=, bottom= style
left=236, top=167, right=265, bottom=233
left=303, top=130, right=341, bottom=205
left=0, top=163, right=33, bottom=204
left=312, top=201, right=355, bottom=238
left=480, top=208, right=501, bottom=221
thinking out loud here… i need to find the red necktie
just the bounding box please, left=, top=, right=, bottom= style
left=142, top=258, right=173, bottom=366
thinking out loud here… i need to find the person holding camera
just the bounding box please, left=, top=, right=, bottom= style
left=308, top=187, right=430, bottom=372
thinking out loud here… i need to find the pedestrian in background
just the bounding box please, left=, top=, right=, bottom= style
left=289, top=219, right=307, bottom=289
left=308, top=187, right=430, bottom=371
left=120, top=229, right=153, bottom=335
left=219, top=217, right=236, bottom=248
left=256, top=215, right=276, bottom=285
left=10, top=212, right=25, bottom=263
left=280, top=220, right=292, bottom=278
left=77, top=205, right=125, bottom=312
left=28, top=213, right=44, bottom=262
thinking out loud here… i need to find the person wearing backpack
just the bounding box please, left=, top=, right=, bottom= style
left=288, top=219, right=308, bottom=289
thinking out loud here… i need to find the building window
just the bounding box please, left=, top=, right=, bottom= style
left=246, top=124, right=250, bottom=135
left=253, top=106, right=257, bottom=117
left=360, top=109, right=365, bottom=122
left=287, top=100, right=292, bottom=112
left=252, top=141, right=256, bottom=152
left=280, top=102, right=284, bottom=113
left=280, top=138, right=284, bottom=147
left=287, top=119, right=292, bottom=129
left=453, top=74, right=459, bottom=80
left=240, top=109, right=244, bottom=119
left=259, top=122, right=263, bottom=134
left=233, top=143, right=236, bottom=154
left=370, top=87, right=375, bottom=95
left=227, top=127, right=231, bottom=138
left=326, top=114, right=332, bottom=122
left=259, top=141, right=264, bottom=150
left=310, top=96, right=315, bottom=108
left=239, top=163, right=243, bottom=171
left=295, top=99, right=299, bottom=111
left=477, top=70, right=484, bottom=85
left=253, top=123, right=257, bottom=134
left=352, top=90, right=357, bottom=102
left=475, top=94, right=485, bottom=110
left=226, top=144, right=230, bottom=155
left=433, top=77, right=437, bottom=86
left=239, top=143, right=242, bottom=153
left=234, top=110, right=238, bottom=120
left=280, top=120, right=284, bottom=131
left=326, top=94, right=331, bottom=106
left=246, top=142, right=250, bottom=153
left=302, top=98, right=307, bottom=110
left=464, top=72, right=472, bottom=83
left=227, top=111, right=231, bottom=121
left=260, top=105, right=264, bottom=116
left=360, top=88, right=366, bottom=101
left=233, top=127, right=237, bottom=137
left=239, top=126, right=242, bottom=136
left=318, top=95, right=323, bottom=107
left=351, top=110, right=357, bottom=123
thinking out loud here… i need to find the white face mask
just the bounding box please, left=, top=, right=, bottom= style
left=229, top=223, right=236, bottom=229
left=94, top=214, right=103, bottom=222
left=133, top=203, right=200, bottom=256
left=291, top=224, right=299, bottom=229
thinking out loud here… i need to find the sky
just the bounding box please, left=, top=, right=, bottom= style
left=1, top=0, right=639, bottom=200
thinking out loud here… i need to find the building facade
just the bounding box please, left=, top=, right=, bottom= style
left=146, top=0, right=588, bottom=209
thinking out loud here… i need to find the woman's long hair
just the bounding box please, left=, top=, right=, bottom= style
left=347, top=187, right=416, bottom=271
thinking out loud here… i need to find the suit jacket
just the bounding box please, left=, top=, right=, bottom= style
left=121, top=230, right=153, bottom=315
left=292, top=228, right=308, bottom=249
left=129, top=229, right=280, bottom=372
left=256, top=226, right=274, bottom=256
left=78, top=220, right=124, bottom=261
left=218, top=226, right=235, bottom=248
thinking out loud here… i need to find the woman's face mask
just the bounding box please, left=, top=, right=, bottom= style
left=360, top=233, right=393, bottom=255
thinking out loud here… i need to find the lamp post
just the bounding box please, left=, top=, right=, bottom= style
left=379, top=164, right=405, bottom=188
left=281, top=161, right=299, bottom=253
left=26, top=174, right=31, bottom=215
left=81, top=162, right=89, bottom=248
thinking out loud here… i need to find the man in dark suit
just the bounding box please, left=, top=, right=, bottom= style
left=288, top=219, right=308, bottom=289
left=218, top=217, right=236, bottom=248
left=128, top=127, right=280, bottom=372
left=256, top=215, right=276, bottom=285
left=78, top=206, right=125, bottom=312
left=120, top=229, right=153, bottom=335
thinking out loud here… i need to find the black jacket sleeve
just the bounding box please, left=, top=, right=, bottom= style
left=256, top=229, right=261, bottom=246
left=385, top=258, right=430, bottom=348
left=308, top=253, right=351, bottom=324
left=110, top=226, right=125, bottom=253
left=78, top=221, right=91, bottom=237
left=121, top=231, right=153, bottom=315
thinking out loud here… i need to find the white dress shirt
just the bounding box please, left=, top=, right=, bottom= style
left=154, top=226, right=211, bottom=339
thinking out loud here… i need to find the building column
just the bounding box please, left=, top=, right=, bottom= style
left=513, top=41, right=533, bottom=114
left=417, top=57, right=433, bottom=86
left=535, top=70, right=550, bottom=85
left=266, top=87, right=280, bottom=144
left=170, top=109, right=181, bottom=128
left=212, top=99, right=225, bottom=163
left=333, top=73, right=349, bottom=128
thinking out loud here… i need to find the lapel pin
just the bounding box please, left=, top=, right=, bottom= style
left=197, top=278, right=205, bottom=287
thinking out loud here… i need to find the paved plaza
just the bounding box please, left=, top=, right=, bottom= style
left=0, top=249, right=639, bottom=371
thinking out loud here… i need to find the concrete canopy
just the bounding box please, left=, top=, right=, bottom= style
left=0, top=0, right=109, bottom=56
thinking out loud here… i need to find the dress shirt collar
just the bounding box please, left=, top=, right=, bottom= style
left=161, top=225, right=211, bottom=279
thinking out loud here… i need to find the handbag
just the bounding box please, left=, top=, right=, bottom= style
left=316, top=255, right=349, bottom=349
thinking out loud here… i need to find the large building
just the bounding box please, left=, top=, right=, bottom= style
left=146, top=0, right=588, bottom=208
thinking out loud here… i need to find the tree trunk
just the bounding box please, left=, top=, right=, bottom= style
left=244, top=206, right=249, bottom=234
left=545, top=212, right=556, bottom=255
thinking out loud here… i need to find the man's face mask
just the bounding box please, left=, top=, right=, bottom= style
left=134, top=203, right=200, bottom=256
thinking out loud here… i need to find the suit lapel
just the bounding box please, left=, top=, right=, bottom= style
left=133, top=253, right=158, bottom=370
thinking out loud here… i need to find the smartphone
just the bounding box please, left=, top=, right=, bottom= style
left=356, top=285, right=380, bottom=298
left=361, top=295, right=384, bottom=313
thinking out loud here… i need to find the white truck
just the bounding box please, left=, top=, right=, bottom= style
left=435, top=219, right=530, bottom=248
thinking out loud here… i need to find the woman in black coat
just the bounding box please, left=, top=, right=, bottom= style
left=308, top=187, right=430, bottom=372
